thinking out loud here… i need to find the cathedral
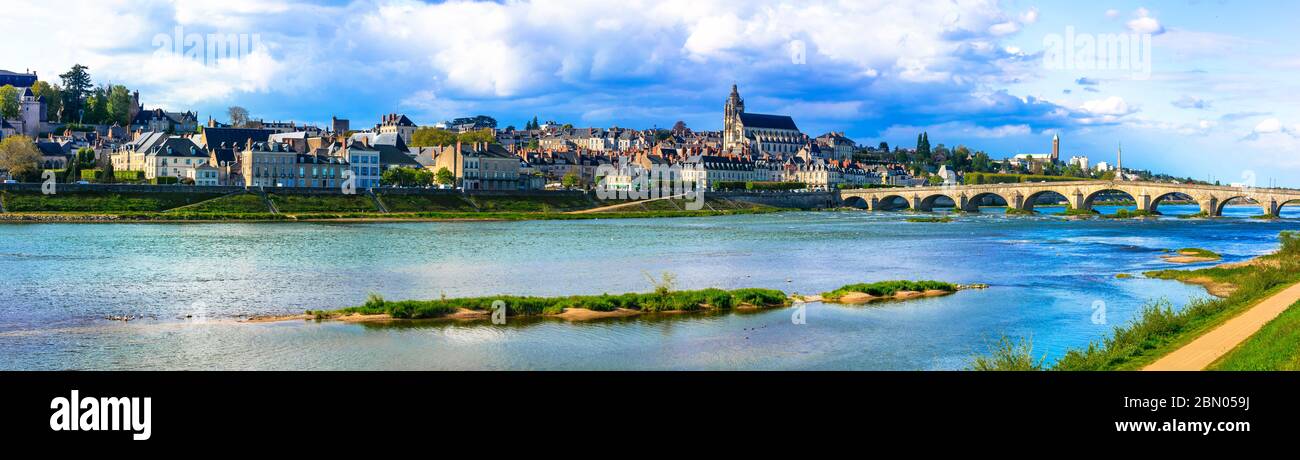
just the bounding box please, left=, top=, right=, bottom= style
left=722, top=85, right=806, bottom=157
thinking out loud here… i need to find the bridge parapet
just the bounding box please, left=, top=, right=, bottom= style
left=839, top=180, right=1300, bottom=216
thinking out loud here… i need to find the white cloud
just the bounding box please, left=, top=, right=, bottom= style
left=1127, top=8, right=1165, bottom=35
left=988, top=21, right=1021, bottom=36
left=1254, top=118, right=1284, bottom=134
left=1020, top=8, right=1039, bottom=24
left=1105, top=9, right=1120, bottom=19
left=1080, top=96, right=1134, bottom=116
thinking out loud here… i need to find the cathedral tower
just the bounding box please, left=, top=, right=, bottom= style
left=723, top=84, right=745, bottom=150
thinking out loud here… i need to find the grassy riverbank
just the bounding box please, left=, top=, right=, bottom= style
left=972, top=231, right=1300, bottom=370
left=308, top=287, right=791, bottom=320
left=1211, top=299, right=1300, bottom=370
left=0, top=190, right=782, bottom=222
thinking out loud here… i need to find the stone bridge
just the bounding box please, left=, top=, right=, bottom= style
left=839, top=180, right=1300, bottom=217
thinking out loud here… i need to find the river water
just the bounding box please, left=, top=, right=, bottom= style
left=2, top=204, right=1297, bottom=370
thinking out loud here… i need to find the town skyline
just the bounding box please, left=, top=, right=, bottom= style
left=4, top=1, right=1300, bottom=186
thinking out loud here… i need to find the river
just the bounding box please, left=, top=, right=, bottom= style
left=1, top=204, right=1298, bottom=370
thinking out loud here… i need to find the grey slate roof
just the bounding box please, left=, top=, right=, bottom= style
left=739, top=113, right=799, bottom=131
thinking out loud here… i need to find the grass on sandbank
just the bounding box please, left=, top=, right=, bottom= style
left=315, top=287, right=791, bottom=320
left=820, top=280, right=956, bottom=302
left=972, top=231, right=1300, bottom=370
left=1173, top=247, right=1220, bottom=258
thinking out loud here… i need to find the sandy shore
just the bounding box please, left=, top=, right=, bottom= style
left=822, top=289, right=956, bottom=304
left=1160, top=249, right=1222, bottom=264
left=553, top=308, right=642, bottom=320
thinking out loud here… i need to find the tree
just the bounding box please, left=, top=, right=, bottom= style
left=30, top=81, right=62, bottom=123
left=227, top=106, right=249, bottom=128
left=98, top=154, right=116, bottom=184
left=972, top=151, right=991, bottom=173
left=410, top=127, right=458, bottom=147
left=59, top=64, right=92, bottom=122
left=878, top=141, right=889, bottom=152
left=457, top=128, right=496, bottom=145
left=381, top=167, right=433, bottom=187
left=562, top=172, right=580, bottom=189
left=530, top=116, right=539, bottom=130
left=671, top=120, right=688, bottom=134
left=0, top=135, right=42, bottom=181
left=106, top=85, right=133, bottom=125
left=0, top=85, right=18, bottom=120
left=85, top=86, right=109, bottom=125
left=435, top=167, right=455, bottom=186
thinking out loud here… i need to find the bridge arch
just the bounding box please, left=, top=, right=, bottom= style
left=1149, top=192, right=1200, bottom=216
left=918, top=193, right=957, bottom=212
left=1083, top=188, right=1140, bottom=213
left=962, top=192, right=1010, bottom=212
left=842, top=196, right=869, bottom=209
left=1022, top=189, right=1070, bottom=213
left=873, top=194, right=910, bottom=211
left=1278, top=198, right=1300, bottom=218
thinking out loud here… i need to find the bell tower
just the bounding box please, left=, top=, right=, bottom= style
left=723, top=84, right=745, bottom=150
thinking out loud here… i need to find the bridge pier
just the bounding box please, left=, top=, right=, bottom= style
left=910, top=195, right=924, bottom=212
left=1261, top=198, right=1279, bottom=218
left=1201, top=197, right=1221, bottom=217
left=1009, top=193, right=1026, bottom=211
left=1068, top=191, right=1088, bottom=212
left=1135, top=194, right=1153, bottom=213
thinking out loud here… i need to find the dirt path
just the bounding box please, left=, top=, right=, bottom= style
left=566, top=193, right=694, bottom=214
left=1145, top=281, right=1300, bottom=371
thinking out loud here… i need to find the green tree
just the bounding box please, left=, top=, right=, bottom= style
left=410, top=127, right=458, bottom=147
left=414, top=168, right=434, bottom=186
left=0, top=85, right=19, bottom=120
left=98, top=154, right=116, bottom=184
left=435, top=167, right=455, bottom=186
left=30, top=81, right=62, bottom=123
left=85, top=86, right=109, bottom=125
left=59, top=64, right=92, bottom=122
left=0, top=135, right=42, bottom=181
left=457, top=128, right=496, bottom=145
left=562, top=172, right=580, bottom=189
left=106, top=85, right=133, bottom=125
left=971, top=151, right=991, bottom=173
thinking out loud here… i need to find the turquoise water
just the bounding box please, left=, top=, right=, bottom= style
left=1, top=204, right=1298, bottom=370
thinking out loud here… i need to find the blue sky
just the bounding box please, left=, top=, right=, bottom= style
left=5, top=0, right=1300, bottom=185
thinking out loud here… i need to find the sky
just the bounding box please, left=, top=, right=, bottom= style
left=4, top=0, right=1300, bottom=186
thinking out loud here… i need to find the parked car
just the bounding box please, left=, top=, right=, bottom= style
left=2, top=179, right=17, bottom=184
left=75, top=180, right=90, bottom=185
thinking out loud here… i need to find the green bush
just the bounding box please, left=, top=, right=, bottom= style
left=821, top=280, right=956, bottom=301
left=965, top=173, right=1080, bottom=185
left=149, top=177, right=179, bottom=185
left=746, top=181, right=805, bottom=191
